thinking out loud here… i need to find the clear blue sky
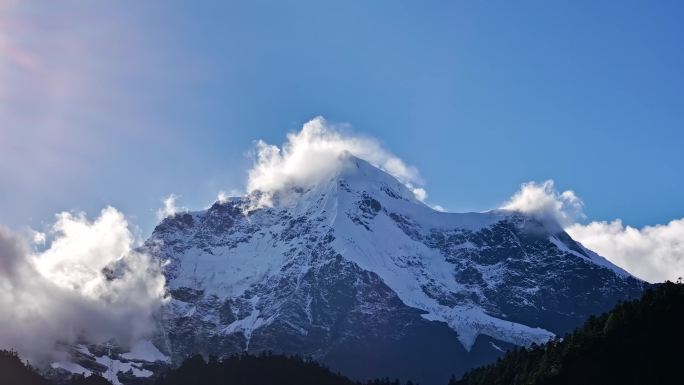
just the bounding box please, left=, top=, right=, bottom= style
left=1, top=0, right=683, bottom=235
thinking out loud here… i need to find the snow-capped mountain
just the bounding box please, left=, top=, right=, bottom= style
left=141, top=156, right=645, bottom=385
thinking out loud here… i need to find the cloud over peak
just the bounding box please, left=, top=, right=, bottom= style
left=247, top=116, right=426, bottom=205
left=501, top=180, right=584, bottom=227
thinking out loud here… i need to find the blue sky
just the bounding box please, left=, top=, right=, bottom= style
left=1, top=0, right=683, bottom=237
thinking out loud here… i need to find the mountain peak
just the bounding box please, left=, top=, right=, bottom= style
left=141, top=155, right=646, bottom=385
left=238, top=154, right=422, bottom=210
left=336, top=154, right=422, bottom=200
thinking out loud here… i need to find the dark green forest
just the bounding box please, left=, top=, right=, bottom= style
left=2, top=282, right=681, bottom=385
left=152, top=353, right=407, bottom=385
left=452, top=281, right=683, bottom=385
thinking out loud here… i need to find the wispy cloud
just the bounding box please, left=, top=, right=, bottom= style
left=156, top=194, right=186, bottom=221
left=217, top=189, right=244, bottom=203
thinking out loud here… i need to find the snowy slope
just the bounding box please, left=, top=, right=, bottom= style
left=50, top=342, right=168, bottom=385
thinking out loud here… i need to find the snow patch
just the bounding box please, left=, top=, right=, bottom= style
left=51, top=361, right=92, bottom=376
left=422, top=305, right=554, bottom=350
left=121, top=340, right=169, bottom=362
left=93, top=352, right=153, bottom=385
left=489, top=341, right=505, bottom=352
left=54, top=344, right=157, bottom=385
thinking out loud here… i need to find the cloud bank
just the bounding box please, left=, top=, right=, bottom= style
left=0, top=207, right=166, bottom=363
left=503, top=180, right=684, bottom=283
left=566, top=219, right=684, bottom=284
left=247, top=116, right=426, bottom=206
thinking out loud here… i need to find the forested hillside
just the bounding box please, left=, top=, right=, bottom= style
left=153, top=353, right=408, bottom=385
left=452, top=282, right=683, bottom=385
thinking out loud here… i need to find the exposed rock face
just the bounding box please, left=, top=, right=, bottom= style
left=142, top=156, right=645, bottom=385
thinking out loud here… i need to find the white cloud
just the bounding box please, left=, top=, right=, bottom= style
left=0, top=207, right=167, bottom=363
left=247, top=116, right=426, bottom=205
left=502, top=180, right=584, bottom=227
left=156, top=193, right=186, bottom=221
left=217, top=189, right=244, bottom=204
left=502, top=180, right=684, bottom=283
left=410, top=186, right=428, bottom=202
left=566, top=219, right=684, bottom=284
left=31, top=229, right=45, bottom=245
left=432, top=205, right=446, bottom=212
